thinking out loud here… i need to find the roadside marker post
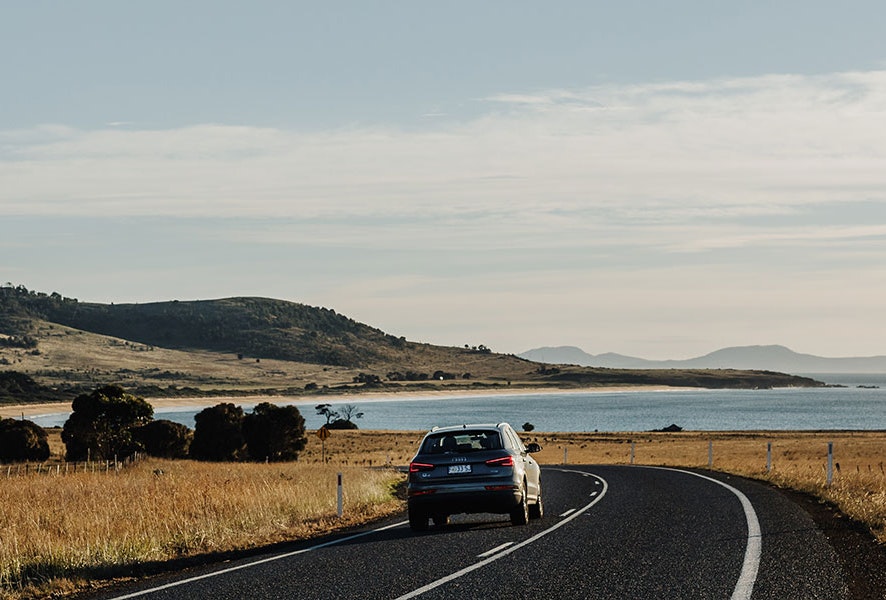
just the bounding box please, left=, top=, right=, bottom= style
left=337, top=472, right=344, bottom=517
left=708, top=441, right=713, bottom=469
left=766, top=442, right=772, bottom=473
left=630, top=442, right=635, bottom=465
left=827, top=442, right=834, bottom=486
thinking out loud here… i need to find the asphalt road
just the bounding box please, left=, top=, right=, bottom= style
left=92, top=466, right=849, bottom=600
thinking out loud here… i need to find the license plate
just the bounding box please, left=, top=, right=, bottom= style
left=448, top=464, right=472, bottom=474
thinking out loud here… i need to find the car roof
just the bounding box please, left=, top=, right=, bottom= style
left=427, top=423, right=507, bottom=435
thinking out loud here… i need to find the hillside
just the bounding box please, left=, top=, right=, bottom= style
left=0, top=285, right=824, bottom=404
left=520, top=345, right=886, bottom=374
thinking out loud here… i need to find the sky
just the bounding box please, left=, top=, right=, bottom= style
left=2, top=2, right=886, bottom=360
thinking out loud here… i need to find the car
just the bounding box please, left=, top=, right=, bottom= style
left=406, top=422, right=543, bottom=531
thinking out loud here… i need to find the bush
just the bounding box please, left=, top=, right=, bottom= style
left=134, top=420, right=192, bottom=459
left=522, top=422, right=535, bottom=432
left=190, top=403, right=245, bottom=461
left=0, top=418, right=50, bottom=462
left=243, top=403, right=307, bottom=461
left=61, top=385, right=153, bottom=461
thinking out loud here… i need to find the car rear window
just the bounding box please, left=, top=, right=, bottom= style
left=421, top=430, right=502, bottom=454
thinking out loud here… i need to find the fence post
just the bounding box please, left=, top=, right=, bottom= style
left=766, top=442, right=772, bottom=473
left=337, top=472, right=344, bottom=517
left=827, top=442, right=834, bottom=485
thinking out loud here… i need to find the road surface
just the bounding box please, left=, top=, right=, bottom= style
left=90, top=465, right=849, bottom=599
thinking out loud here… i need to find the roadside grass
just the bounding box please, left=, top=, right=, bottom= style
left=0, top=457, right=403, bottom=599
left=2, top=429, right=885, bottom=598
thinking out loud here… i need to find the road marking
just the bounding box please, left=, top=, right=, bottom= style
left=395, top=470, right=608, bottom=600
left=590, top=491, right=598, bottom=497
left=559, top=508, right=577, bottom=517
left=106, top=520, right=409, bottom=599
left=477, top=542, right=515, bottom=558
left=645, top=467, right=761, bottom=600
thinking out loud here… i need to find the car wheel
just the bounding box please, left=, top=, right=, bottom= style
left=510, top=483, right=529, bottom=526
left=409, top=506, right=429, bottom=531
left=529, top=491, right=543, bottom=520
left=432, top=513, right=449, bottom=527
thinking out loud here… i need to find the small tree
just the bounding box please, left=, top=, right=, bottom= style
left=62, top=385, right=153, bottom=461
left=315, top=403, right=339, bottom=425
left=0, top=418, right=50, bottom=462
left=243, top=403, right=307, bottom=461
left=190, top=403, right=245, bottom=461
left=134, top=420, right=192, bottom=459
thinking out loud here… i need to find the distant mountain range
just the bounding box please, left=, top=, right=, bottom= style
left=518, top=345, right=886, bottom=374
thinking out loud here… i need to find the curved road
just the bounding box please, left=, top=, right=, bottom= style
left=92, top=466, right=848, bottom=599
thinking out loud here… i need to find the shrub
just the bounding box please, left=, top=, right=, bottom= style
left=62, top=385, right=153, bottom=461
left=190, top=403, right=245, bottom=461
left=243, top=403, right=307, bottom=461
left=0, top=418, right=50, bottom=462
left=133, top=420, right=192, bottom=459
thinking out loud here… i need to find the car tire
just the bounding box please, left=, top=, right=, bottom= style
left=510, top=483, right=529, bottom=525
left=409, top=506, right=429, bottom=532
left=529, top=491, right=543, bottom=520
left=432, top=513, right=449, bottom=527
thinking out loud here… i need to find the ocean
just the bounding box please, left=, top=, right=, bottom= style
left=28, top=373, right=886, bottom=432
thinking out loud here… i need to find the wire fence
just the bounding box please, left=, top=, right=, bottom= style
left=2, top=452, right=143, bottom=478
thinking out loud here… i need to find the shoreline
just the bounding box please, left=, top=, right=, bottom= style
left=0, top=384, right=694, bottom=419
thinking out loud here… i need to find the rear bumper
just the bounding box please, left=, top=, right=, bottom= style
left=407, top=485, right=522, bottom=515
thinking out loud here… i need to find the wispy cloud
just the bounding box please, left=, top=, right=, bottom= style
left=4, top=70, right=886, bottom=315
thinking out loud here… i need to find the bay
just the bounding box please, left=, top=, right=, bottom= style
left=29, top=374, right=886, bottom=432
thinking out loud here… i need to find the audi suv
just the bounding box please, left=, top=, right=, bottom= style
left=406, top=422, right=543, bottom=531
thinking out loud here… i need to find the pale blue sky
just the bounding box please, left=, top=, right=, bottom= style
left=3, top=2, right=886, bottom=359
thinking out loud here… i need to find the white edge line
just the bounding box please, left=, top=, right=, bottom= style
left=477, top=542, right=515, bottom=558
left=644, top=467, right=761, bottom=600
left=107, top=520, right=409, bottom=600
left=394, top=469, right=608, bottom=600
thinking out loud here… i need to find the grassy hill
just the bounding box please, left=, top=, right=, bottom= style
left=0, top=285, right=824, bottom=404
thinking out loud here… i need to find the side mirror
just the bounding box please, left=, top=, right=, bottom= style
left=525, top=442, right=542, bottom=453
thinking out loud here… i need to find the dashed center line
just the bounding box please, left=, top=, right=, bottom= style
left=559, top=508, right=577, bottom=517
left=477, top=542, right=515, bottom=558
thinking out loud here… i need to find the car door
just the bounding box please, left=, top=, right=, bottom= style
left=507, top=426, right=541, bottom=500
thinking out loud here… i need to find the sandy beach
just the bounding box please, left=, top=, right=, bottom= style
left=0, top=385, right=691, bottom=420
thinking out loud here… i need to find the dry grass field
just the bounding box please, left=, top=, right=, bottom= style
left=2, top=429, right=885, bottom=599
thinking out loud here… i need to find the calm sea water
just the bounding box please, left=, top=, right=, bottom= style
left=29, top=374, right=886, bottom=431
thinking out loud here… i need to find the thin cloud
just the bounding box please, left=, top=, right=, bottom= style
left=3, top=69, right=886, bottom=258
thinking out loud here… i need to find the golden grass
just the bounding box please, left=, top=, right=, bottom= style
left=0, top=457, right=403, bottom=599
left=2, top=429, right=886, bottom=599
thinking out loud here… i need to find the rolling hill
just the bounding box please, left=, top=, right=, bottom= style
left=0, top=285, right=824, bottom=404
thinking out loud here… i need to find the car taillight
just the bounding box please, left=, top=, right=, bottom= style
left=485, top=456, right=514, bottom=467
left=409, top=461, right=435, bottom=473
